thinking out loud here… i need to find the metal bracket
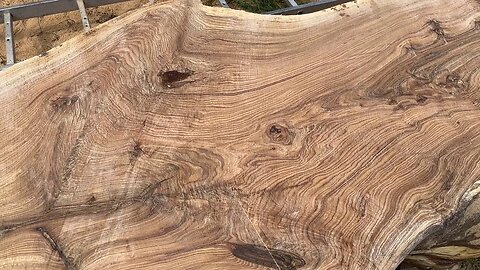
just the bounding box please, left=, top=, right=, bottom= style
left=218, top=0, right=229, bottom=8
left=76, top=0, right=90, bottom=31
left=3, top=11, right=15, bottom=65
left=266, top=0, right=353, bottom=15
left=284, top=0, right=298, bottom=7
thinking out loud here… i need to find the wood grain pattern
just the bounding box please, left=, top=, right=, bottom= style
left=0, top=0, right=480, bottom=269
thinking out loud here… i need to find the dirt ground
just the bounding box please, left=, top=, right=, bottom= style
left=0, top=0, right=153, bottom=64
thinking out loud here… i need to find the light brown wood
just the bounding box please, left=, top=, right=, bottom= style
left=0, top=0, right=480, bottom=269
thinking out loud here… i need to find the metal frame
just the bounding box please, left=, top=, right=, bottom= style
left=283, top=0, right=298, bottom=7
left=218, top=0, right=353, bottom=15
left=0, top=0, right=134, bottom=68
left=266, top=0, right=353, bottom=15
left=76, top=0, right=91, bottom=31
left=0, top=0, right=133, bottom=23
left=3, top=12, right=14, bottom=65
left=218, top=0, right=230, bottom=8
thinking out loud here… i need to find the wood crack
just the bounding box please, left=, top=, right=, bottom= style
left=36, top=227, right=76, bottom=270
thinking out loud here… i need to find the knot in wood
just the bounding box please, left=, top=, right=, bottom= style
left=267, top=124, right=295, bottom=145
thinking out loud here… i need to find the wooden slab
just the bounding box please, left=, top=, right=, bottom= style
left=0, top=0, right=479, bottom=269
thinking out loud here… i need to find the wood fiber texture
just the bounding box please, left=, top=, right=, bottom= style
left=0, top=0, right=480, bottom=269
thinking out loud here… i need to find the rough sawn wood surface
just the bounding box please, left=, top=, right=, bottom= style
left=0, top=0, right=480, bottom=269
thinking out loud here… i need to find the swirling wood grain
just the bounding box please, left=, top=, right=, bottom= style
left=0, top=0, right=479, bottom=269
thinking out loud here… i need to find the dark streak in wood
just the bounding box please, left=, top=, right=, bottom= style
left=159, top=69, right=193, bottom=89
left=129, top=140, right=144, bottom=164
left=36, top=227, right=76, bottom=270
left=229, top=243, right=306, bottom=270
left=426, top=19, right=446, bottom=40
left=51, top=95, right=79, bottom=111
